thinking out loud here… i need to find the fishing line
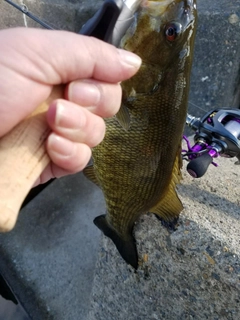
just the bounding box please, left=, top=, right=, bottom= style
left=4, top=0, right=56, bottom=30
left=188, top=100, right=208, bottom=113
left=19, top=0, right=28, bottom=27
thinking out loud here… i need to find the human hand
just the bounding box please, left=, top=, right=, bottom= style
left=0, top=28, right=141, bottom=185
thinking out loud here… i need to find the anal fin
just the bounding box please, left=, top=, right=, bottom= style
left=150, top=188, right=183, bottom=223
left=94, top=215, right=138, bottom=269
left=150, top=148, right=183, bottom=223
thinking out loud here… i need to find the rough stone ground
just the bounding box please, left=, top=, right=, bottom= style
left=89, top=156, right=240, bottom=320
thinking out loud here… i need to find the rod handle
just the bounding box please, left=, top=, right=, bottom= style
left=0, top=85, right=64, bottom=232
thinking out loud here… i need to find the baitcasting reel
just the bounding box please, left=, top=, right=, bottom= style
left=183, top=108, right=240, bottom=178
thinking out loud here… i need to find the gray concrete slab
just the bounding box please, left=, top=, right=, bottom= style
left=0, top=173, right=104, bottom=320
left=188, top=0, right=240, bottom=120
left=0, top=0, right=101, bottom=31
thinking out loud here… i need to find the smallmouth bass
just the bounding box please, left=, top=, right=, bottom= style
left=84, top=0, right=197, bottom=268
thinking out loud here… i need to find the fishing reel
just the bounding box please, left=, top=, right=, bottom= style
left=183, top=108, right=240, bottom=178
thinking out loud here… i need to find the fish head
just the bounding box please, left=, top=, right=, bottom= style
left=120, top=0, right=197, bottom=98
left=121, top=0, right=197, bottom=68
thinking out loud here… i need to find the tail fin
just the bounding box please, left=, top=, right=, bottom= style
left=94, top=215, right=138, bottom=269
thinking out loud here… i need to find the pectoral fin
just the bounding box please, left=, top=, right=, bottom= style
left=115, top=104, right=130, bottom=131
left=94, top=215, right=138, bottom=269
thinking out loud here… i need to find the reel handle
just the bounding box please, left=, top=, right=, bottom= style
left=187, top=152, right=213, bottom=178
left=0, top=85, right=63, bottom=232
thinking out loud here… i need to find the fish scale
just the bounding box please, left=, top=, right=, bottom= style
left=84, top=0, right=197, bottom=269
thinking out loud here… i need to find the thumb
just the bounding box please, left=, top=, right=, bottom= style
left=0, top=28, right=142, bottom=136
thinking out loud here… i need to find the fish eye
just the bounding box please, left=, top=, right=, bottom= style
left=165, top=22, right=182, bottom=42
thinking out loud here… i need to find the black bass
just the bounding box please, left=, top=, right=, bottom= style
left=84, top=0, right=197, bottom=268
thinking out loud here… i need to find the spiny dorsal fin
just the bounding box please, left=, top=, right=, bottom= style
left=115, top=103, right=130, bottom=131
left=83, top=165, right=101, bottom=188
left=150, top=147, right=183, bottom=221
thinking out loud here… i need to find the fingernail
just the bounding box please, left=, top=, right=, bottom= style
left=48, top=133, right=74, bottom=157
left=54, top=102, right=86, bottom=129
left=68, top=81, right=101, bottom=105
left=117, top=49, right=142, bottom=69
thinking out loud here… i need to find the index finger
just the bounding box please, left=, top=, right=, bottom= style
left=3, top=28, right=142, bottom=85
left=0, top=28, right=142, bottom=136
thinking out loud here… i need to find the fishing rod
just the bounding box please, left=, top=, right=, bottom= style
left=4, top=0, right=141, bottom=45
left=4, top=0, right=240, bottom=181
left=4, top=0, right=55, bottom=30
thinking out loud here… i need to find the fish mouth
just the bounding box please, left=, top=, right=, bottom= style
left=140, top=0, right=175, bottom=15
left=141, top=0, right=196, bottom=16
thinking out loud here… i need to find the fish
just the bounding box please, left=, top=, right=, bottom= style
left=84, top=0, right=197, bottom=269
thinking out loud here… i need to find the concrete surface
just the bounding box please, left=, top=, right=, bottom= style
left=0, top=295, right=29, bottom=320
left=89, top=156, right=240, bottom=320
left=0, top=0, right=240, bottom=319
left=0, top=0, right=101, bottom=31
left=0, top=173, right=103, bottom=320
left=189, top=0, right=240, bottom=119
